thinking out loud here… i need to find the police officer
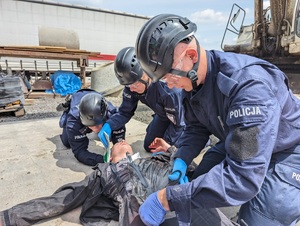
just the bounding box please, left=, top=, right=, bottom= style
left=136, top=14, right=300, bottom=226
left=59, top=89, right=125, bottom=166
left=98, top=47, right=185, bottom=152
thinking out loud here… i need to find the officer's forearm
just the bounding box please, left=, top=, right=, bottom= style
left=158, top=188, right=170, bottom=211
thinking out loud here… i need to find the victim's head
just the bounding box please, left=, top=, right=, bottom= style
left=110, top=140, right=134, bottom=163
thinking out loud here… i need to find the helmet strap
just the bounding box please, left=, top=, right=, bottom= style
left=139, top=77, right=149, bottom=88
left=137, top=77, right=150, bottom=94
left=188, top=39, right=200, bottom=90
left=168, top=40, right=200, bottom=90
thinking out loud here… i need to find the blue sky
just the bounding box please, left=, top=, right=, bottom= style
left=50, top=0, right=270, bottom=50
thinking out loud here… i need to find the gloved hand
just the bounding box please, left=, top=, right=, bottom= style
left=168, top=158, right=188, bottom=184
left=139, top=191, right=166, bottom=226
left=98, top=123, right=112, bottom=149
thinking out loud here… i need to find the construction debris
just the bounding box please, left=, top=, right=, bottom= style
left=0, top=71, right=26, bottom=117
left=0, top=45, right=100, bottom=57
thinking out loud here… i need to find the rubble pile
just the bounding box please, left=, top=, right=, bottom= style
left=0, top=95, right=154, bottom=124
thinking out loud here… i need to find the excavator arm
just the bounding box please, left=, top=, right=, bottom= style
left=222, top=0, right=300, bottom=93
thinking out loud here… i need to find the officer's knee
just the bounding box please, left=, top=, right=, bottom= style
left=60, top=134, right=71, bottom=148
left=143, top=141, right=151, bottom=152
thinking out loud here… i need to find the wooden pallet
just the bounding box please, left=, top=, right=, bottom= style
left=0, top=45, right=100, bottom=57
left=0, top=104, right=25, bottom=117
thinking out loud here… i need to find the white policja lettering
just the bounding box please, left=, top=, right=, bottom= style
left=229, top=106, right=262, bottom=119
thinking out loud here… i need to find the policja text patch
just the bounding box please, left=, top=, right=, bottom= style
left=226, top=104, right=267, bottom=126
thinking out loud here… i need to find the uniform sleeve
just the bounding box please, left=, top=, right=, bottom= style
left=167, top=78, right=282, bottom=220
left=174, top=94, right=211, bottom=165
left=106, top=87, right=139, bottom=130
left=160, top=87, right=186, bottom=145
left=66, top=116, right=103, bottom=166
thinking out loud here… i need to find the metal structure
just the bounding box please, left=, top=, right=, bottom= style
left=0, top=0, right=149, bottom=54
left=0, top=0, right=149, bottom=80
left=222, top=0, right=300, bottom=93
left=0, top=45, right=99, bottom=89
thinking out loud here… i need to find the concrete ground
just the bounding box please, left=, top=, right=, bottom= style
left=0, top=117, right=249, bottom=225
left=0, top=117, right=149, bottom=225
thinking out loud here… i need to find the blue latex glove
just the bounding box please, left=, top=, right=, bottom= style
left=98, top=123, right=112, bottom=149
left=139, top=191, right=166, bottom=226
left=168, top=158, right=188, bottom=184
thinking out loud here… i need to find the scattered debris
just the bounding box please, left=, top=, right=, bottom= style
left=0, top=71, right=26, bottom=117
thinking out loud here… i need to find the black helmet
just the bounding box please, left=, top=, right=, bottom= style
left=79, top=93, right=108, bottom=126
left=114, top=47, right=143, bottom=85
left=136, top=14, right=197, bottom=81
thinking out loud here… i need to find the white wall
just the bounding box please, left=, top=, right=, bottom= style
left=0, top=0, right=149, bottom=55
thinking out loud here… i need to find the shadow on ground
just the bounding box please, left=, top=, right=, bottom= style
left=47, top=134, right=150, bottom=176
left=47, top=135, right=96, bottom=175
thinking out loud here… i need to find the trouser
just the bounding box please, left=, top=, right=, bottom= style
left=0, top=171, right=117, bottom=226
left=0, top=168, right=240, bottom=226
left=238, top=144, right=300, bottom=226
left=192, top=142, right=300, bottom=226
left=144, top=114, right=170, bottom=152
left=162, top=208, right=239, bottom=226
left=60, top=126, right=71, bottom=148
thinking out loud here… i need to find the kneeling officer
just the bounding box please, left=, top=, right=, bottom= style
left=59, top=89, right=125, bottom=166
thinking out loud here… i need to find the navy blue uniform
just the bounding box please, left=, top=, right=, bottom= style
left=167, top=50, right=300, bottom=225
left=59, top=89, right=125, bottom=166
left=106, top=81, right=185, bottom=151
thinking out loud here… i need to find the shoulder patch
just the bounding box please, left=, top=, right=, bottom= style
left=123, top=92, right=131, bottom=99
left=227, top=104, right=267, bottom=126
left=74, top=134, right=87, bottom=139
left=166, top=113, right=176, bottom=125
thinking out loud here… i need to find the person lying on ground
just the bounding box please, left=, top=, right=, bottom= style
left=0, top=139, right=173, bottom=226
left=0, top=138, right=237, bottom=226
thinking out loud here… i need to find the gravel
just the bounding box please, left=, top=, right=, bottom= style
left=3, top=92, right=299, bottom=127
left=0, top=94, right=154, bottom=124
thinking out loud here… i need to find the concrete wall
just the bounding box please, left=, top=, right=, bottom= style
left=0, top=0, right=149, bottom=55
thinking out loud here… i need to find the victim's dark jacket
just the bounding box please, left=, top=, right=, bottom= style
left=0, top=149, right=177, bottom=226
